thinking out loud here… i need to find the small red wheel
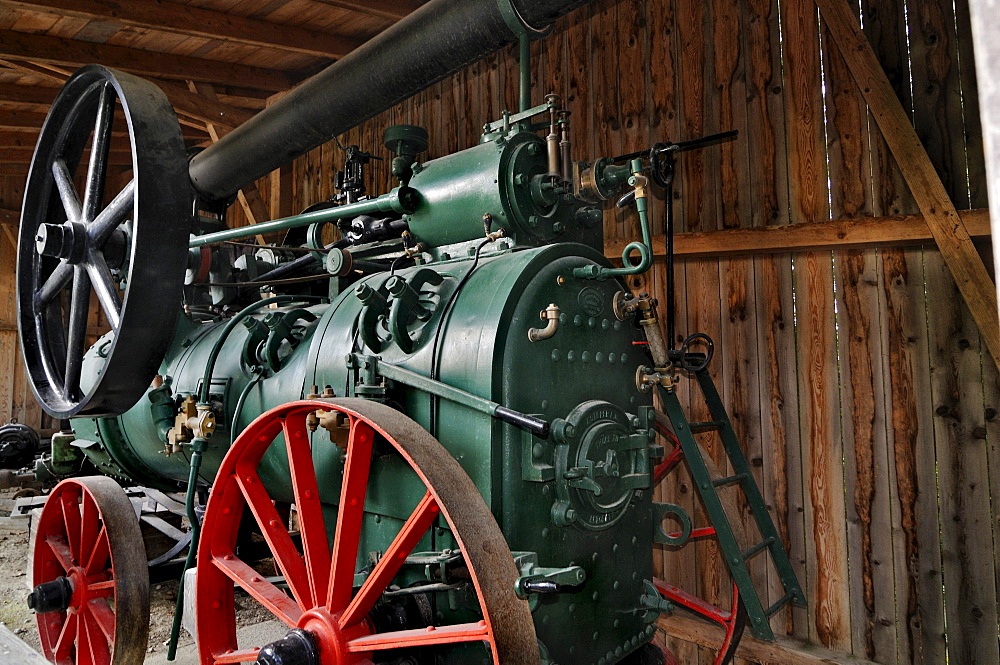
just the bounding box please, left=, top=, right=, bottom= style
left=651, top=414, right=748, bottom=665
left=30, top=477, right=149, bottom=665
left=196, top=398, right=538, bottom=665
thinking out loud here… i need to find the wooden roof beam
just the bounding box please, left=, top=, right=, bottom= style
left=309, top=0, right=421, bottom=21
left=0, top=29, right=292, bottom=91
left=815, top=0, right=1000, bottom=369
left=0, top=59, right=252, bottom=131
left=3, top=0, right=363, bottom=60
left=0, top=81, right=58, bottom=105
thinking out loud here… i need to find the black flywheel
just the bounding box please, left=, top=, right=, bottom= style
left=17, top=65, right=191, bottom=418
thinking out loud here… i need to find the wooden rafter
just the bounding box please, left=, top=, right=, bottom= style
left=814, top=0, right=1000, bottom=368
left=0, top=209, right=18, bottom=228
left=309, top=0, right=421, bottom=20
left=605, top=209, right=992, bottom=259
left=188, top=81, right=270, bottom=245
left=0, top=29, right=292, bottom=91
left=0, top=81, right=58, bottom=105
left=0, top=109, right=48, bottom=130
left=1, top=59, right=251, bottom=133
left=3, top=0, right=363, bottom=60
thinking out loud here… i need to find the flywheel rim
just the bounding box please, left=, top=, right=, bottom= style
left=17, top=64, right=190, bottom=419
left=196, top=398, right=540, bottom=665
left=31, top=476, right=150, bottom=665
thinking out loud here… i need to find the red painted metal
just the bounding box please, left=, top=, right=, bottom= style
left=33, top=478, right=147, bottom=665
left=651, top=418, right=746, bottom=665
left=196, top=400, right=510, bottom=665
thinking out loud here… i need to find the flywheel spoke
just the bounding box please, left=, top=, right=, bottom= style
left=87, top=179, right=134, bottom=248
left=84, top=247, right=121, bottom=329
left=64, top=266, right=92, bottom=401
left=327, top=417, right=374, bottom=611
left=36, top=263, right=73, bottom=308
left=234, top=467, right=311, bottom=608
left=346, top=621, right=490, bottom=652
left=52, top=158, right=83, bottom=224
left=211, top=554, right=302, bottom=627
left=81, top=83, right=114, bottom=222
left=79, top=491, right=101, bottom=556
left=339, top=492, right=439, bottom=629
left=75, top=610, right=93, bottom=665
left=212, top=649, right=262, bottom=664
left=283, top=414, right=329, bottom=607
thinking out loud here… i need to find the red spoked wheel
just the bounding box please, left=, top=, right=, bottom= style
left=651, top=413, right=747, bottom=665
left=30, top=477, right=149, bottom=665
left=196, top=398, right=539, bottom=665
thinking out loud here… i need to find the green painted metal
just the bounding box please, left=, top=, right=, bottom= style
left=656, top=370, right=805, bottom=641
left=188, top=188, right=417, bottom=247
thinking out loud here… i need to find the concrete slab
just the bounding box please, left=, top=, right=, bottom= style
left=0, top=623, right=48, bottom=664
left=145, top=620, right=287, bottom=665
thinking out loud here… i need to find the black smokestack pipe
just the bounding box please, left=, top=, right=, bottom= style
left=188, top=0, right=590, bottom=202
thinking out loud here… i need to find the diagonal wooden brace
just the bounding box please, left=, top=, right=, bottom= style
left=813, top=0, right=1000, bottom=369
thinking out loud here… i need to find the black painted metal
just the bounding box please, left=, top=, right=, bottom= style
left=17, top=65, right=191, bottom=418
left=187, top=0, right=589, bottom=201
left=26, top=577, right=73, bottom=614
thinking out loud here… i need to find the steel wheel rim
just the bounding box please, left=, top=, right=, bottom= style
left=32, top=477, right=150, bottom=665
left=196, top=398, right=539, bottom=665
left=17, top=64, right=191, bottom=418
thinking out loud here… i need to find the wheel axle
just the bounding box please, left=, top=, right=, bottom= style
left=256, top=628, right=319, bottom=665
left=26, top=577, right=73, bottom=614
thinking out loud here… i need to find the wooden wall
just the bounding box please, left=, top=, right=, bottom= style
left=241, top=0, right=998, bottom=662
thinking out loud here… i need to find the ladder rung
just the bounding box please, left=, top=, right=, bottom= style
left=742, top=536, right=775, bottom=561
left=765, top=589, right=796, bottom=617
left=712, top=473, right=747, bottom=488
left=689, top=420, right=724, bottom=433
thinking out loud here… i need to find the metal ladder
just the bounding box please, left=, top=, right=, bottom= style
left=657, top=367, right=806, bottom=640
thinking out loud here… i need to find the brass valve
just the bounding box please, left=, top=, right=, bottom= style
left=166, top=396, right=216, bottom=454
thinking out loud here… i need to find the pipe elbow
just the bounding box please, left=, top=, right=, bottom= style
left=528, top=304, right=561, bottom=342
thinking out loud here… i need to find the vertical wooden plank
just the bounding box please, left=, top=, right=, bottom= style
left=743, top=0, right=805, bottom=640
left=881, top=246, right=948, bottom=665
left=782, top=0, right=849, bottom=651
left=907, top=0, right=973, bottom=210
left=821, top=2, right=893, bottom=659
left=924, top=255, right=1000, bottom=665
left=951, top=0, right=987, bottom=209
left=564, top=2, right=592, bottom=166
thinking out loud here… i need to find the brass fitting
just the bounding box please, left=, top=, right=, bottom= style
left=528, top=304, right=561, bottom=342
left=166, top=396, right=217, bottom=454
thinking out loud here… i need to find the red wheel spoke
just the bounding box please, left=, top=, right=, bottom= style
left=346, top=621, right=490, bottom=652
left=85, top=527, right=110, bottom=575
left=653, top=443, right=684, bottom=485
left=283, top=415, right=330, bottom=607
left=653, top=578, right=732, bottom=625
left=88, top=597, right=115, bottom=642
left=212, top=553, right=302, bottom=627
left=339, top=492, right=439, bottom=629
left=213, top=648, right=262, bottom=664
left=327, top=419, right=374, bottom=611
left=75, top=608, right=94, bottom=665
left=79, top=492, right=101, bottom=558
left=235, top=466, right=311, bottom=609
left=81, top=611, right=110, bottom=664
left=54, top=613, right=77, bottom=661
left=61, top=493, right=82, bottom=563
left=45, top=535, right=75, bottom=572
